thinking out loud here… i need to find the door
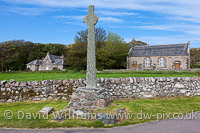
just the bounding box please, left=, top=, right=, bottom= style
left=133, top=62, right=137, bottom=69
left=174, top=62, right=180, bottom=69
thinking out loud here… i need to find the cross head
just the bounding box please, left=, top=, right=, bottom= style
left=84, top=5, right=99, bottom=26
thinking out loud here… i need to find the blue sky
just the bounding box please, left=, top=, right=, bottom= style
left=0, top=0, right=200, bottom=48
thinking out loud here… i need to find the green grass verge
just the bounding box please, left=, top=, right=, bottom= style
left=0, top=70, right=199, bottom=82
left=0, top=96, right=200, bottom=128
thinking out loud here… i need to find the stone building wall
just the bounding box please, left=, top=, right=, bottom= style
left=27, top=65, right=39, bottom=72
left=0, top=77, right=200, bottom=103
left=127, top=55, right=190, bottom=70
left=39, top=55, right=52, bottom=71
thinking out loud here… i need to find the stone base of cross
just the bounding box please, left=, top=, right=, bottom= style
left=67, top=87, right=111, bottom=109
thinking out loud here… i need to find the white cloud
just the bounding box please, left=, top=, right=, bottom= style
left=128, top=24, right=200, bottom=37
left=130, top=25, right=177, bottom=31
left=3, top=0, right=92, bottom=7
left=54, top=15, right=85, bottom=20
left=97, top=10, right=137, bottom=16
left=54, top=15, right=123, bottom=23
left=0, top=6, right=55, bottom=15
left=100, top=17, right=123, bottom=23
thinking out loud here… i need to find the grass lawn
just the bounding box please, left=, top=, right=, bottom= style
left=0, top=70, right=199, bottom=82
left=0, top=96, right=200, bottom=128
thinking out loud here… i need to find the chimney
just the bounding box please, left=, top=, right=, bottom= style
left=130, top=37, right=136, bottom=47
left=61, top=54, right=64, bottom=65
left=188, top=41, right=191, bottom=69
left=188, top=41, right=190, bottom=54
left=60, top=54, right=64, bottom=59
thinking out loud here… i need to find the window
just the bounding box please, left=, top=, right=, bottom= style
left=159, top=57, right=165, bottom=67
left=46, top=66, right=49, bottom=70
left=145, top=58, right=151, bottom=67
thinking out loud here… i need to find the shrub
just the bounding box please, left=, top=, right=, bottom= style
left=93, top=120, right=104, bottom=128
left=194, top=64, right=200, bottom=68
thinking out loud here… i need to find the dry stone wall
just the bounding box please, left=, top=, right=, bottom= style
left=0, top=77, right=200, bottom=103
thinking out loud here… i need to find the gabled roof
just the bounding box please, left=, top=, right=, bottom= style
left=52, top=58, right=63, bottom=65
left=49, top=55, right=61, bottom=61
left=128, top=43, right=189, bottom=57
left=27, top=59, right=43, bottom=65
left=49, top=54, right=64, bottom=65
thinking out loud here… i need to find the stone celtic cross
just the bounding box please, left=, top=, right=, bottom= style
left=84, top=5, right=99, bottom=89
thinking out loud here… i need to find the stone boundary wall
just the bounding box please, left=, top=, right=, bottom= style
left=0, top=77, right=200, bottom=103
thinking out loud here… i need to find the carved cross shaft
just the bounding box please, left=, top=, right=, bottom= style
left=84, top=5, right=99, bottom=89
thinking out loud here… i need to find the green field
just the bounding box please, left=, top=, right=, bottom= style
left=0, top=96, right=200, bottom=128
left=0, top=70, right=199, bottom=82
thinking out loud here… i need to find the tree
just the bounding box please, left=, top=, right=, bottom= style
left=97, top=32, right=131, bottom=69
left=67, top=27, right=107, bottom=70
left=74, top=27, right=107, bottom=48
left=107, top=32, right=125, bottom=44
left=66, top=43, right=87, bottom=70
left=190, top=48, right=200, bottom=68
left=0, top=45, right=5, bottom=72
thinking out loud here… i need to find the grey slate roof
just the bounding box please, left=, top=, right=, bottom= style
left=52, top=58, right=63, bottom=65
left=128, top=43, right=189, bottom=57
left=49, top=55, right=63, bottom=65
left=49, top=55, right=61, bottom=61
left=27, top=59, right=42, bottom=66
